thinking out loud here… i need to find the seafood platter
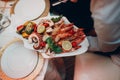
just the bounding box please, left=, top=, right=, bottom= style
left=15, top=16, right=89, bottom=58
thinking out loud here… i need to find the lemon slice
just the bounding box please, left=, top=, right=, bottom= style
left=37, top=25, right=45, bottom=33
left=62, top=41, right=72, bottom=50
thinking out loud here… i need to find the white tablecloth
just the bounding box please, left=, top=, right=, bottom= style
left=0, top=1, right=49, bottom=80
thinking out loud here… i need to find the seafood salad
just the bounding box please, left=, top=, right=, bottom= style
left=16, top=16, right=86, bottom=56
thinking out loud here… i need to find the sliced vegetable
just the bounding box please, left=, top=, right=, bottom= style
left=16, top=25, right=25, bottom=34
left=23, top=21, right=35, bottom=26
left=22, top=32, right=29, bottom=38
left=23, top=21, right=29, bottom=26
left=33, top=24, right=37, bottom=32
left=37, top=25, right=46, bottom=33
left=25, top=22, right=34, bottom=34
left=62, top=40, right=72, bottom=51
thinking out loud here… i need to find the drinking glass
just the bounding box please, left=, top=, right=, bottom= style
left=0, top=0, right=11, bottom=33
left=0, top=12, right=11, bottom=33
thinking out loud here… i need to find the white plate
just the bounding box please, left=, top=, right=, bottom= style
left=42, top=38, right=89, bottom=58
left=1, top=40, right=38, bottom=78
left=15, top=16, right=89, bottom=58
left=14, top=0, right=46, bottom=21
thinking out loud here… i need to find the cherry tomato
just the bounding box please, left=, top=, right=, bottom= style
left=72, top=41, right=77, bottom=47
left=17, top=25, right=24, bottom=30
left=69, top=29, right=75, bottom=34
left=40, top=41, right=46, bottom=47
left=43, top=23, right=49, bottom=27
left=17, top=25, right=25, bottom=34
left=33, top=24, right=37, bottom=32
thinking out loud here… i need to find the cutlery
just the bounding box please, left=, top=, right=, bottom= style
left=52, top=0, right=68, bottom=6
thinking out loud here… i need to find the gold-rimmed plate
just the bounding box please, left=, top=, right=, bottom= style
left=0, top=38, right=44, bottom=80
left=12, top=0, right=46, bottom=21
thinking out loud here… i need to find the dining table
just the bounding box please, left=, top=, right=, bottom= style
left=1, top=1, right=120, bottom=80
left=0, top=0, right=52, bottom=80
left=0, top=0, right=100, bottom=80
left=0, top=0, right=79, bottom=80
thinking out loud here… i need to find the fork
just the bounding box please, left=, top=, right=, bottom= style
left=52, top=0, right=68, bottom=6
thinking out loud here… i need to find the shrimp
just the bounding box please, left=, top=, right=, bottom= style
left=52, top=22, right=64, bottom=36
left=55, top=32, right=72, bottom=42
left=60, top=26, right=73, bottom=32
left=71, top=35, right=86, bottom=44
left=60, top=23, right=74, bottom=32
left=55, top=18, right=64, bottom=25
left=67, top=28, right=85, bottom=41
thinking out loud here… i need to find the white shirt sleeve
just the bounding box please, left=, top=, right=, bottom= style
left=88, top=0, right=120, bottom=52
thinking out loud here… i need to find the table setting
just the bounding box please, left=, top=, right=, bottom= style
left=0, top=0, right=49, bottom=80
left=0, top=0, right=89, bottom=80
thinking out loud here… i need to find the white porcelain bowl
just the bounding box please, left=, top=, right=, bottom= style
left=1, top=41, right=38, bottom=79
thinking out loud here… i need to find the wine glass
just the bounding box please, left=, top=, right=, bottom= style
left=0, top=1, right=11, bottom=33
left=0, top=12, right=11, bottom=33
